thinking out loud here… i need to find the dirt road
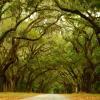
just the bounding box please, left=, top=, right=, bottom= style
left=20, top=94, right=70, bottom=100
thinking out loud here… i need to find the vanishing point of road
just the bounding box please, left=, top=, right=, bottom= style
left=20, top=94, right=70, bottom=100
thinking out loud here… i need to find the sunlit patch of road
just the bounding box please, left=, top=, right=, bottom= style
left=20, top=94, right=70, bottom=100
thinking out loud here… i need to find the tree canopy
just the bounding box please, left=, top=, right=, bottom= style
left=0, top=0, right=100, bottom=93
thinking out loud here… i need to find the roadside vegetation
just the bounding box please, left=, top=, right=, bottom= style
left=64, top=93, right=100, bottom=100
left=0, top=92, right=38, bottom=100
left=71, top=93, right=100, bottom=100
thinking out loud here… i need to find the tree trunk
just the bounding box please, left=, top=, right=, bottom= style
left=81, top=71, right=93, bottom=93
left=0, top=74, right=6, bottom=91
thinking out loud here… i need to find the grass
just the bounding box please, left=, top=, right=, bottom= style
left=0, top=92, right=39, bottom=100
left=64, top=93, right=100, bottom=100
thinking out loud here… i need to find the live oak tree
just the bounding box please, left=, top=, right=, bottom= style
left=0, top=0, right=100, bottom=93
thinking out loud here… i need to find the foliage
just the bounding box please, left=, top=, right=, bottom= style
left=0, top=0, right=100, bottom=93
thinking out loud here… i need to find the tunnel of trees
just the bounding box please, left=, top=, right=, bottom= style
left=0, top=0, right=100, bottom=93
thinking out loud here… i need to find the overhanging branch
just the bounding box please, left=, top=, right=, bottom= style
left=54, top=0, right=100, bottom=45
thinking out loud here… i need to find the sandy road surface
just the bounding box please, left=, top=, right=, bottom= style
left=20, top=94, right=70, bottom=100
